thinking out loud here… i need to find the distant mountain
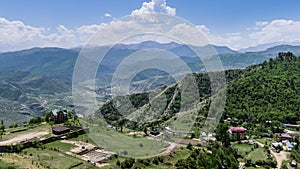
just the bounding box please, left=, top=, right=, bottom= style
left=239, top=42, right=286, bottom=53
left=264, top=45, right=300, bottom=55
left=0, top=42, right=299, bottom=89
left=0, top=71, right=71, bottom=125
left=116, top=41, right=238, bottom=56
left=0, top=71, right=69, bottom=101
left=0, top=47, right=78, bottom=84
left=239, top=41, right=300, bottom=52
left=115, top=41, right=181, bottom=50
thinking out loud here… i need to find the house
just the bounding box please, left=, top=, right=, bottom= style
left=291, top=160, right=297, bottom=167
left=201, top=132, right=216, bottom=141
left=49, top=109, right=68, bottom=123
left=271, top=142, right=280, bottom=149
left=229, top=127, right=247, bottom=140
left=276, top=133, right=293, bottom=141
left=283, top=140, right=293, bottom=151
left=52, top=126, right=70, bottom=135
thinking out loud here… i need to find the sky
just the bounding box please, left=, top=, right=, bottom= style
left=1, top=0, right=300, bottom=51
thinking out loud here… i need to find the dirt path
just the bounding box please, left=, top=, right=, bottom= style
left=270, top=149, right=289, bottom=169
left=0, top=131, right=49, bottom=146
left=154, top=141, right=178, bottom=157
left=146, top=137, right=178, bottom=157
left=254, top=140, right=289, bottom=169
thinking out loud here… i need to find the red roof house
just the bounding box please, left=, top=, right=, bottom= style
left=229, top=127, right=247, bottom=133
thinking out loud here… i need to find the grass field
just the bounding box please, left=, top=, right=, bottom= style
left=24, top=148, right=98, bottom=169
left=0, top=143, right=98, bottom=169
left=71, top=130, right=169, bottom=158
left=70, top=133, right=96, bottom=145
left=102, top=147, right=192, bottom=169
left=0, top=157, right=20, bottom=169
left=232, top=143, right=254, bottom=157
left=256, top=138, right=273, bottom=146
left=89, top=132, right=168, bottom=158
left=44, top=140, right=77, bottom=152
left=247, top=148, right=268, bottom=163
left=0, top=153, right=41, bottom=169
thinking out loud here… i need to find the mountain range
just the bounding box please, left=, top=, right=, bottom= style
left=1, top=41, right=300, bottom=124
left=1, top=41, right=300, bottom=85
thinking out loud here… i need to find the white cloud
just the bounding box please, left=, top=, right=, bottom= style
left=0, top=17, right=104, bottom=51
left=104, top=13, right=112, bottom=18
left=167, top=23, right=211, bottom=46
left=199, top=19, right=300, bottom=50
left=249, top=19, right=300, bottom=45
left=256, top=21, right=269, bottom=27
left=131, top=0, right=176, bottom=16
left=1, top=0, right=300, bottom=52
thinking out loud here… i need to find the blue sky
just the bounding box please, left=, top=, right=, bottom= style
left=1, top=0, right=300, bottom=51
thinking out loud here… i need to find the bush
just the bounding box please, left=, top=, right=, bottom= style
left=255, top=160, right=265, bottom=166
left=187, top=143, right=193, bottom=150
left=245, top=159, right=252, bottom=167
left=121, top=158, right=135, bottom=169
left=265, top=159, right=277, bottom=168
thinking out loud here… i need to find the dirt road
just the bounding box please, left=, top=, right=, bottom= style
left=270, top=149, right=289, bottom=169
left=154, top=141, right=178, bottom=157
left=254, top=140, right=289, bottom=169
left=0, top=131, right=49, bottom=146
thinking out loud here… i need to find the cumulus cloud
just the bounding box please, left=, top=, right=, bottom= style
left=1, top=0, right=300, bottom=52
left=0, top=17, right=104, bottom=51
left=0, top=17, right=45, bottom=44
left=249, top=19, right=300, bottom=45
left=131, top=0, right=176, bottom=16
left=200, top=19, right=300, bottom=50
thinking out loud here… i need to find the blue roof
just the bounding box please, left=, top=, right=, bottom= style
left=286, top=141, right=293, bottom=148
left=52, top=109, right=67, bottom=116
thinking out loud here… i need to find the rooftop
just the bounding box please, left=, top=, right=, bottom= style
left=51, top=109, right=67, bottom=116
left=229, top=127, right=247, bottom=133
left=52, top=126, right=70, bottom=132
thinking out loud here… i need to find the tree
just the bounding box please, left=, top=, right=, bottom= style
left=15, top=143, right=23, bottom=153
left=0, top=120, right=5, bottom=131
left=117, top=118, right=127, bottom=133
left=236, top=131, right=240, bottom=142
left=295, top=134, right=299, bottom=150
left=44, top=111, right=51, bottom=122
left=121, top=158, right=135, bottom=169
left=143, top=127, right=148, bottom=135
left=216, top=123, right=231, bottom=148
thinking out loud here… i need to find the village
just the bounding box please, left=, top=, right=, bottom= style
left=0, top=108, right=298, bottom=169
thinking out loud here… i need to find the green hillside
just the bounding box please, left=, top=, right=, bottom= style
left=96, top=52, right=300, bottom=129
left=225, top=52, right=300, bottom=124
